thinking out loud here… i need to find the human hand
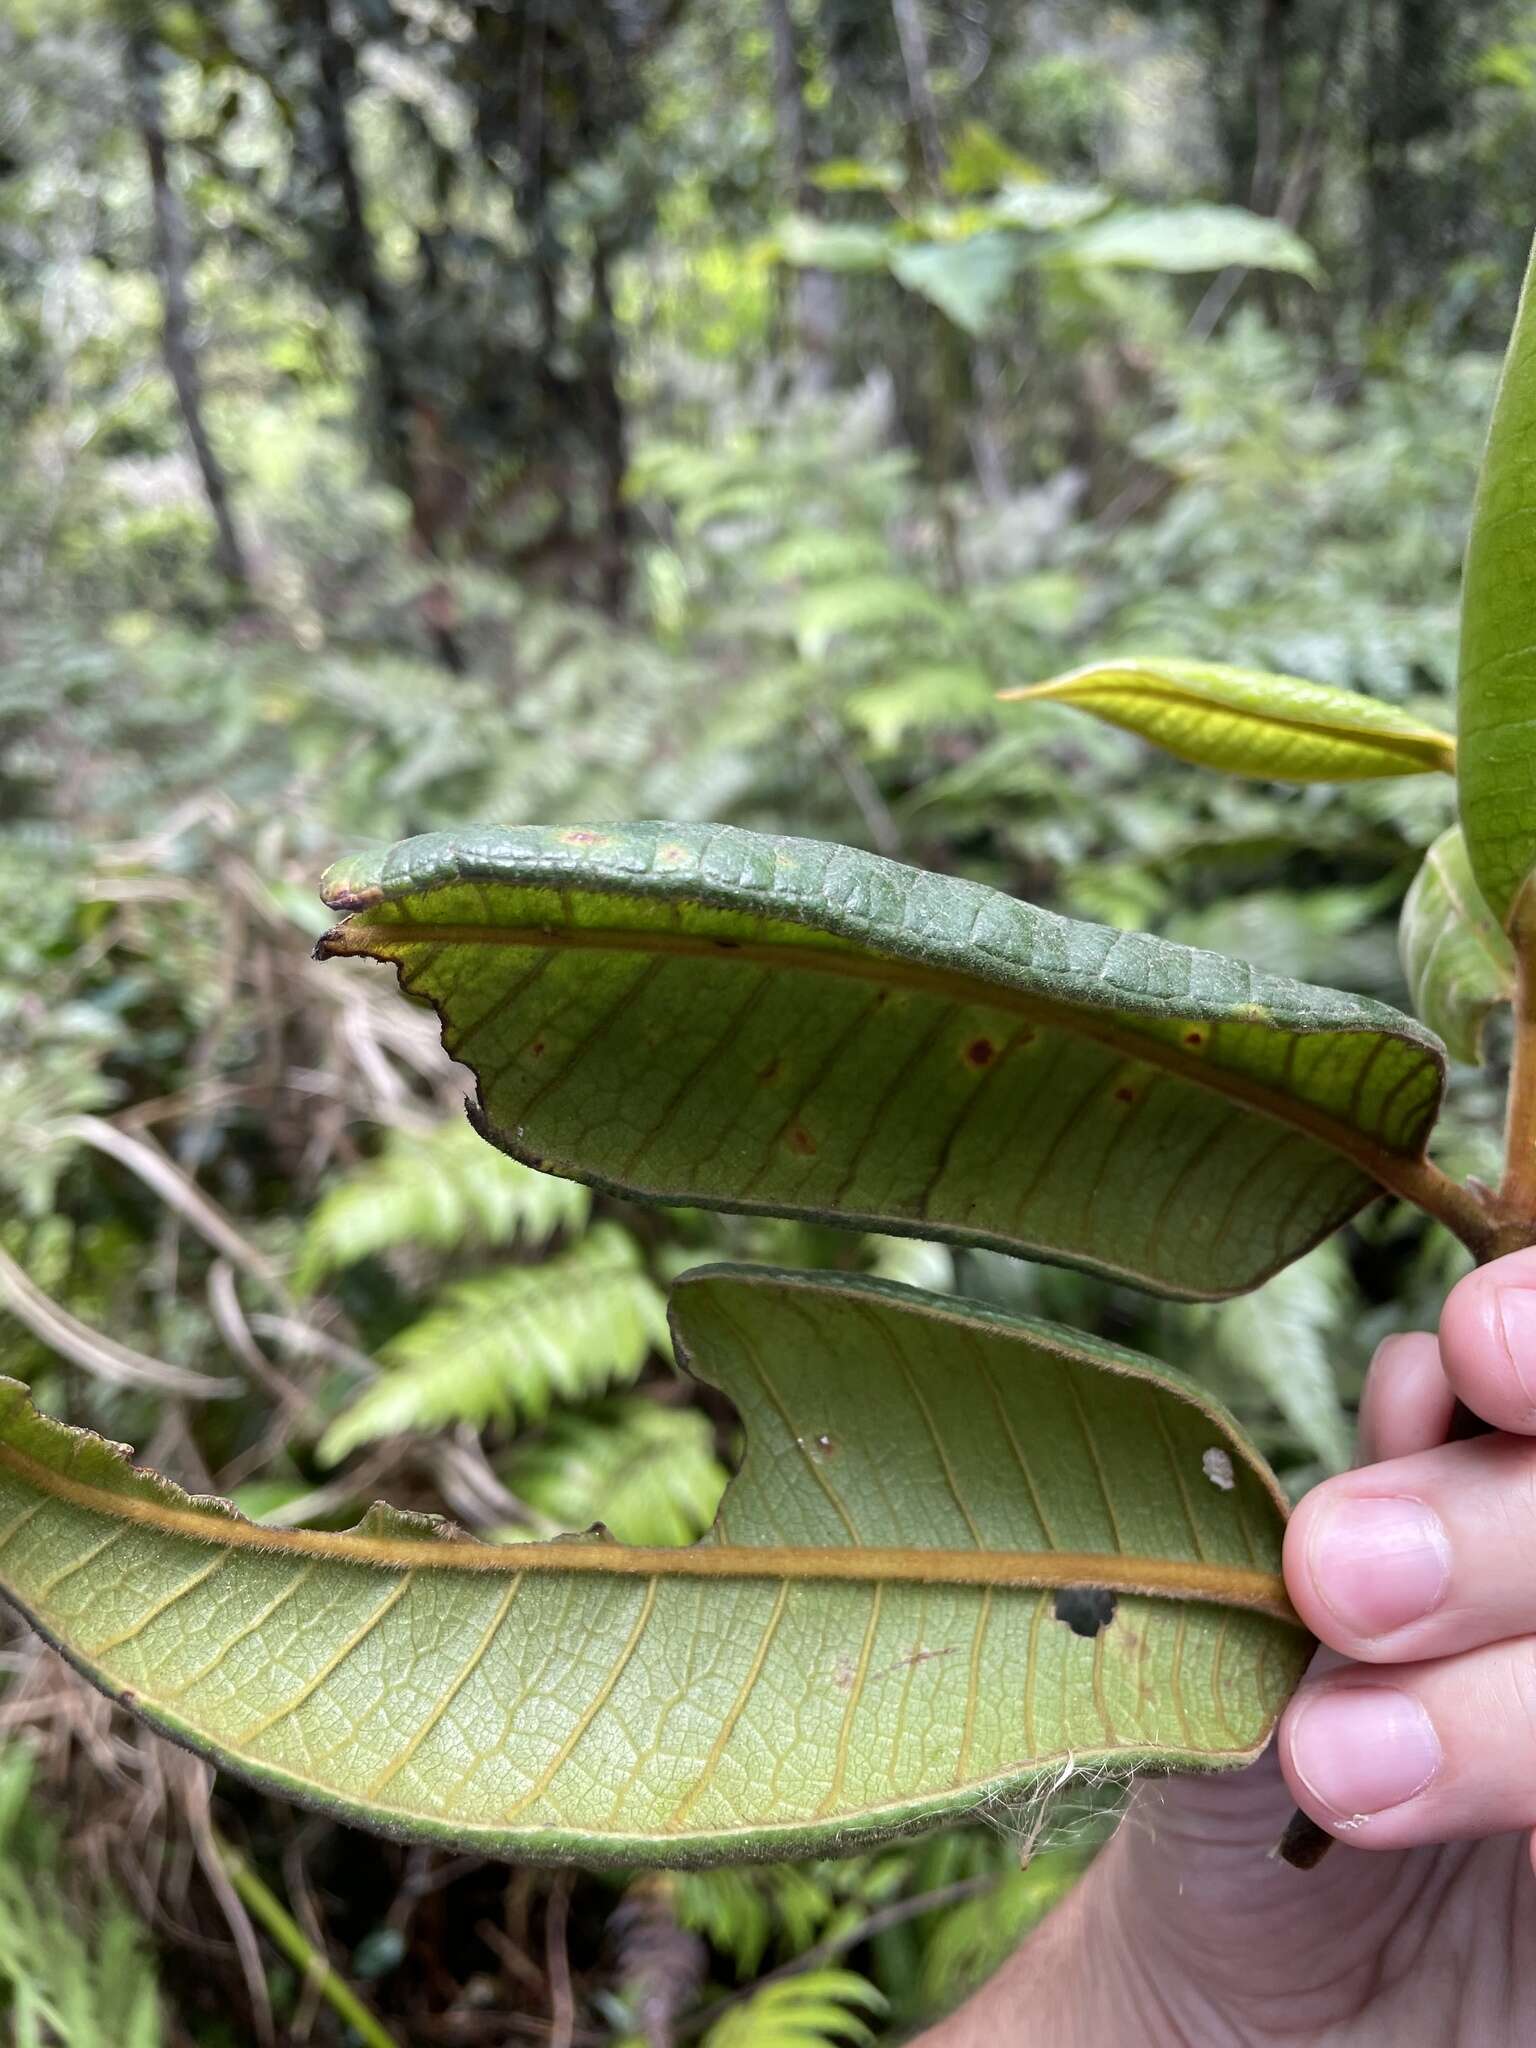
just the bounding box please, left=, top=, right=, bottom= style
left=923, top=1247, right=1536, bottom=2045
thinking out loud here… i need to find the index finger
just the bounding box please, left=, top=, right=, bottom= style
left=1438, top=1247, right=1536, bottom=1436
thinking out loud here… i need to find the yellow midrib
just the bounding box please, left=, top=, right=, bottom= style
left=0, top=1443, right=1297, bottom=1623
left=322, top=914, right=1436, bottom=1191
left=1006, top=678, right=1457, bottom=771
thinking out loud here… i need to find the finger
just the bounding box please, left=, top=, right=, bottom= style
left=1285, top=1431, right=1536, bottom=1663
left=1279, top=1634, right=1536, bottom=1851
left=1356, top=1332, right=1453, bottom=1466
left=1438, top=1247, right=1536, bottom=1435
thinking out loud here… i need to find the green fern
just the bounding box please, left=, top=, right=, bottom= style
left=1196, top=1239, right=1353, bottom=1474
left=0, top=1744, right=163, bottom=2048
left=916, top=1851, right=1092, bottom=2014
left=296, top=1120, right=590, bottom=1291
left=317, top=1224, right=669, bottom=1462
left=498, top=1397, right=727, bottom=1546
left=701, top=1970, right=885, bottom=2048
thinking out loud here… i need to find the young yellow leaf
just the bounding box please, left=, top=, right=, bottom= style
left=1003, top=659, right=1455, bottom=782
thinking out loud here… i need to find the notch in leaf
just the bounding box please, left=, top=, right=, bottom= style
left=0, top=1269, right=1307, bottom=1866
left=316, top=823, right=1471, bottom=1298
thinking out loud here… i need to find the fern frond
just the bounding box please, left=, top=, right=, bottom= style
left=498, top=1397, right=727, bottom=1546
left=296, top=1121, right=589, bottom=1291
left=702, top=1970, right=884, bottom=2048
left=916, top=1852, right=1091, bottom=2014
left=1202, top=1240, right=1352, bottom=1472
left=317, top=1225, right=668, bottom=1462
left=0, top=1744, right=163, bottom=2047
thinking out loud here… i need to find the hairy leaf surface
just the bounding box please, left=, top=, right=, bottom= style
left=0, top=1269, right=1305, bottom=1864
left=1004, top=660, right=1455, bottom=782
left=1399, top=828, right=1515, bottom=1064
left=1459, top=239, right=1536, bottom=927
left=316, top=824, right=1446, bottom=1299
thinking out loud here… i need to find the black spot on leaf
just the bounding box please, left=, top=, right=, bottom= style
left=1053, top=1587, right=1117, bottom=1639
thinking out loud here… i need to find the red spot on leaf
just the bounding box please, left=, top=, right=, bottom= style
left=788, top=1124, right=817, bottom=1156
left=964, top=1037, right=996, bottom=1069
left=1114, top=1085, right=1136, bottom=1105
left=1184, top=1029, right=1206, bottom=1049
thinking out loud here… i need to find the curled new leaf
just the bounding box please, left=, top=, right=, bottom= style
left=1003, top=660, right=1456, bottom=782
left=0, top=1268, right=1307, bottom=1865
left=1458, top=238, right=1536, bottom=928
left=317, top=823, right=1447, bottom=1300
left=1399, top=827, right=1515, bottom=1065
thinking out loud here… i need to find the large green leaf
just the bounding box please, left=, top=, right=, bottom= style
left=887, top=236, right=1032, bottom=336
left=1399, top=827, right=1515, bottom=1064
left=0, top=1269, right=1306, bottom=1865
left=1458, top=238, right=1536, bottom=929
left=1004, top=660, right=1455, bottom=781
left=316, top=824, right=1447, bottom=1300
left=1049, top=204, right=1319, bottom=281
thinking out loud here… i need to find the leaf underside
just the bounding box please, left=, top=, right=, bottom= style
left=316, top=824, right=1444, bottom=1300
left=1398, top=827, right=1515, bottom=1065
left=1458, top=237, right=1536, bottom=927
left=0, top=1269, right=1305, bottom=1866
left=1005, top=660, right=1456, bottom=782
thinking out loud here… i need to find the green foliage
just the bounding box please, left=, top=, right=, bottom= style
left=317, top=1224, right=669, bottom=1461
left=1457, top=241, right=1536, bottom=926
left=699, top=1970, right=885, bottom=2048
left=0, top=1745, right=163, bottom=2048
left=7, top=3, right=1536, bottom=2034
left=499, top=1396, right=728, bottom=1546
left=297, top=1120, right=591, bottom=1292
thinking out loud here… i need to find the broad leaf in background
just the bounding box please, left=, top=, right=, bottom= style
left=1203, top=1242, right=1352, bottom=1475
left=1004, top=660, right=1456, bottom=781
left=1048, top=205, right=1319, bottom=281
left=773, top=217, right=892, bottom=273
left=887, top=237, right=1032, bottom=337
left=317, top=1223, right=668, bottom=1461
left=984, top=183, right=1111, bottom=231
left=0, top=1269, right=1306, bottom=1864
left=1399, top=827, right=1516, bottom=1064
left=317, top=823, right=1447, bottom=1300
left=1458, top=238, right=1536, bottom=928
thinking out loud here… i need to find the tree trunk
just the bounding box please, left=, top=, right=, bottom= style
left=124, top=25, right=252, bottom=598
left=762, top=0, right=839, bottom=368
left=889, top=0, right=944, bottom=188
left=302, top=0, right=464, bottom=670
left=589, top=242, right=631, bottom=619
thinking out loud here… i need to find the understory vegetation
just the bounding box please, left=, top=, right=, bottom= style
left=4, top=0, right=1535, bottom=2039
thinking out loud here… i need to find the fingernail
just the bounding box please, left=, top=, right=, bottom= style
left=1289, top=1686, right=1442, bottom=1820
left=1496, top=1288, right=1536, bottom=1410
left=1309, top=1494, right=1449, bottom=1638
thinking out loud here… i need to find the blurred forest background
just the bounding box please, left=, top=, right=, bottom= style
left=2, top=0, right=1534, bottom=2041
